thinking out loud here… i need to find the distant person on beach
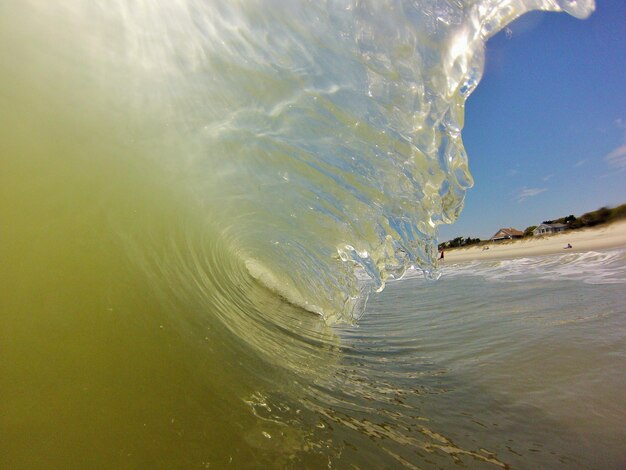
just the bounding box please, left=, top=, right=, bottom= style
left=439, top=250, right=444, bottom=260
left=564, top=243, right=572, bottom=249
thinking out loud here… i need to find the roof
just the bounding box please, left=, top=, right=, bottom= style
left=490, top=227, right=524, bottom=239
left=499, top=227, right=523, bottom=237
left=534, top=223, right=568, bottom=230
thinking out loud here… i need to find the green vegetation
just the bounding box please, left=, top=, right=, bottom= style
left=542, top=214, right=576, bottom=225
left=438, top=236, right=481, bottom=250
left=569, top=205, right=626, bottom=228
left=523, top=225, right=537, bottom=237
left=543, top=204, right=626, bottom=230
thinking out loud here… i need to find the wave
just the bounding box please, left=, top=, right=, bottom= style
left=0, top=0, right=594, bottom=324
left=440, top=249, right=626, bottom=284
left=2, top=1, right=607, bottom=467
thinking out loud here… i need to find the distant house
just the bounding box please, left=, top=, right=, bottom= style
left=490, top=227, right=524, bottom=242
left=533, top=223, right=568, bottom=236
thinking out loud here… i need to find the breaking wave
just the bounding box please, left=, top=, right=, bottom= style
left=3, top=1, right=610, bottom=468
left=0, top=0, right=594, bottom=324
left=441, top=249, right=626, bottom=284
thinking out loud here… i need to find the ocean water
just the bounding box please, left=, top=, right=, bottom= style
left=4, top=0, right=624, bottom=468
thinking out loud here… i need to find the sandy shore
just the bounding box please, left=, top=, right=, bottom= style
left=443, top=221, right=626, bottom=263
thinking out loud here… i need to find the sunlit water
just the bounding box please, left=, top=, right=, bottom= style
left=4, top=0, right=622, bottom=469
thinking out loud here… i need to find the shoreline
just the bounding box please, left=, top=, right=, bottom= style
left=441, top=221, right=626, bottom=263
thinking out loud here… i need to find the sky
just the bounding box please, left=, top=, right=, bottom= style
left=439, top=0, right=626, bottom=241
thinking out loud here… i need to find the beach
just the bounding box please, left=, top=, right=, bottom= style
left=443, top=220, right=626, bottom=263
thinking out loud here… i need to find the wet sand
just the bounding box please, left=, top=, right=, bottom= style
left=443, top=221, right=626, bottom=263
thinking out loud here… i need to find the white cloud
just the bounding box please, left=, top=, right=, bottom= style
left=604, top=144, right=626, bottom=172
left=517, top=187, right=547, bottom=203
left=573, top=159, right=586, bottom=168
left=542, top=173, right=554, bottom=181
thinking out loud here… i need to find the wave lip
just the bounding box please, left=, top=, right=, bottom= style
left=216, top=0, right=595, bottom=322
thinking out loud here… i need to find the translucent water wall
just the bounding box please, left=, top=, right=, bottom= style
left=0, top=0, right=594, bottom=323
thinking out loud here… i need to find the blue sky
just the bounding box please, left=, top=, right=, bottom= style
left=439, top=0, right=626, bottom=241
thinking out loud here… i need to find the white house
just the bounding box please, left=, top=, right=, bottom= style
left=533, top=223, right=568, bottom=236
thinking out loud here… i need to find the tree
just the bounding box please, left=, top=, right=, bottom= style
left=524, top=225, right=537, bottom=237
left=439, top=236, right=481, bottom=249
